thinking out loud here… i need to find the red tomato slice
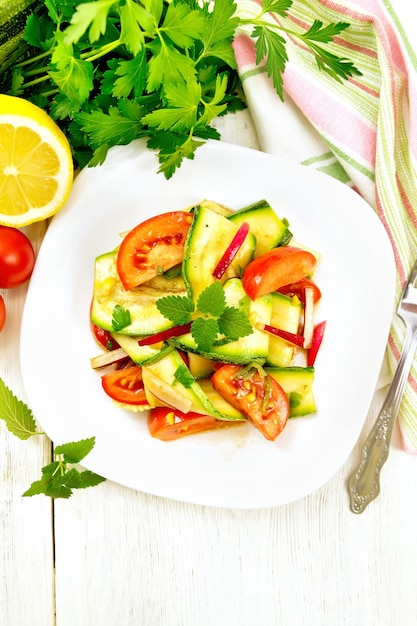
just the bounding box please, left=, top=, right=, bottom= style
left=277, top=278, right=321, bottom=304
left=117, top=211, right=193, bottom=290
left=211, top=364, right=289, bottom=441
left=102, top=365, right=148, bottom=405
left=0, top=295, right=6, bottom=332
left=148, top=407, right=233, bottom=441
left=242, top=246, right=317, bottom=300
left=91, top=323, right=120, bottom=351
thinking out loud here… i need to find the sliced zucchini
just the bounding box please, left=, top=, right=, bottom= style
left=91, top=251, right=187, bottom=335
left=142, top=349, right=244, bottom=421
left=228, top=199, right=292, bottom=256
left=267, top=366, right=316, bottom=417
left=183, top=205, right=256, bottom=300
left=266, top=292, right=303, bottom=367
left=110, top=333, right=171, bottom=365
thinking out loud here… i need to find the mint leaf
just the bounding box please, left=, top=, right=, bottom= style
left=197, top=282, right=226, bottom=317
left=54, top=437, right=96, bottom=463
left=191, top=317, right=219, bottom=352
left=23, top=440, right=105, bottom=498
left=156, top=294, right=195, bottom=325
left=0, top=378, right=38, bottom=440
left=218, top=306, right=253, bottom=340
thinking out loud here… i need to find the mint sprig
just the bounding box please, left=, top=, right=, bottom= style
left=156, top=281, right=253, bottom=353
left=0, top=378, right=105, bottom=498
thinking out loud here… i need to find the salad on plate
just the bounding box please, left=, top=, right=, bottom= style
left=90, top=199, right=326, bottom=442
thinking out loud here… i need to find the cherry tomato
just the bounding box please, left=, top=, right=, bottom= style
left=277, top=278, right=321, bottom=304
left=148, top=406, right=234, bottom=441
left=211, top=364, right=290, bottom=441
left=242, top=246, right=317, bottom=300
left=101, top=365, right=148, bottom=406
left=0, top=227, right=35, bottom=288
left=117, top=211, right=193, bottom=290
left=0, top=295, right=6, bottom=332
left=91, top=323, right=120, bottom=351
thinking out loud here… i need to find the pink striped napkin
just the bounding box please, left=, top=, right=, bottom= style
left=233, top=0, right=417, bottom=452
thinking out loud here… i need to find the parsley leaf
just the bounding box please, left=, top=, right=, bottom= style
left=111, top=304, right=132, bottom=331
left=173, top=364, right=195, bottom=388
left=0, top=378, right=38, bottom=440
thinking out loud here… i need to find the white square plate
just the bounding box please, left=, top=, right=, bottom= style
left=20, top=139, right=396, bottom=508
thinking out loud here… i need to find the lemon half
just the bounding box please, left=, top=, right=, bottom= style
left=0, top=95, right=74, bottom=227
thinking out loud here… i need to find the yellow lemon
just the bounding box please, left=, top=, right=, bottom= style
left=0, top=94, right=74, bottom=227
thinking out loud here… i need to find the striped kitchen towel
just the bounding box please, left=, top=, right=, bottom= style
left=233, top=0, right=417, bottom=452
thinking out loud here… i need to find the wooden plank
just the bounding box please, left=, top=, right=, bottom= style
left=0, top=222, right=55, bottom=625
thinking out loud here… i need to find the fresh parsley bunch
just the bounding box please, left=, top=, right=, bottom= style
left=3, top=0, right=361, bottom=177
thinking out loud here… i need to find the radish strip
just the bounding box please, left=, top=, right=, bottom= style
left=90, top=347, right=129, bottom=369
left=307, top=321, right=327, bottom=366
left=138, top=323, right=192, bottom=346
left=302, top=287, right=315, bottom=349
left=212, top=222, right=250, bottom=279
left=262, top=324, right=305, bottom=348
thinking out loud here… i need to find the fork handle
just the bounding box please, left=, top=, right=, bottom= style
left=347, top=326, right=417, bottom=513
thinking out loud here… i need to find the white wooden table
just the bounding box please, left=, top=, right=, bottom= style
left=2, top=3, right=417, bottom=625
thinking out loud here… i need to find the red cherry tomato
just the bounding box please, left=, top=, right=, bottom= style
left=148, top=406, right=234, bottom=441
left=242, top=246, right=317, bottom=300
left=101, top=365, right=148, bottom=406
left=0, top=227, right=35, bottom=288
left=0, top=295, right=6, bottom=332
left=117, top=211, right=193, bottom=290
left=211, top=364, right=290, bottom=441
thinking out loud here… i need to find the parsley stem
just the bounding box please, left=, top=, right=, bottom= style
left=16, top=49, right=52, bottom=68
left=81, top=40, right=122, bottom=63
left=21, top=74, right=51, bottom=88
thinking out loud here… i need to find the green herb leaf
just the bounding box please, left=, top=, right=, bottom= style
left=0, top=378, right=38, bottom=440
left=197, top=282, right=226, bottom=317
left=111, top=304, right=131, bottom=331
left=253, top=25, right=287, bottom=100
left=191, top=317, right=219, bottom=352
left=156, top=294, right=195, bottom=325
left=64, top=0, right=116, bottom=45
left=173, top=364, right=195, bottom=388
left=54, top=437, right=96, bottom=463
left=23, top=438, right=105, bottom=498
left=218, top=306, right=253, bottom=340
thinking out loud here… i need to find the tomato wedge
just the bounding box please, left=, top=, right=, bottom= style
left=117, top=211, right=193, bottom=290
left=101, top=365, right=148, bottom=405
left=0, top=295, right=5, bottom=332
left=148, top=407, right=234, bottom=441
left=277, top=278, right=321, bottom=304
left=211, top=364, right=289, bottom=441
left=242, top=246, right=317, bottom=300
left=91, top=323, right=120, bottom=351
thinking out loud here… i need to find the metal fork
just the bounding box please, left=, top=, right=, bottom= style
left=348, top=256, right=417, bottom=513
